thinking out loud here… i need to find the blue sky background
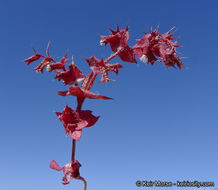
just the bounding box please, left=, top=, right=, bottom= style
left=1, top=0, right=218, bottom=189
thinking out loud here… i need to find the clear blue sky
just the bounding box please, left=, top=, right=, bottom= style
left=1, top=0, right=218, bottom=190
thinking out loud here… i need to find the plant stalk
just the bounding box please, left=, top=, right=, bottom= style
left=104, top=49, right=121, bottom=64
left=71, top=139, right=76, bottom=162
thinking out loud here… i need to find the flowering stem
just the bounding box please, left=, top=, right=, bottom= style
left=71, top=139, right=76, bottom=162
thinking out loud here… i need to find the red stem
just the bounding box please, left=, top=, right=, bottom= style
left=81, top=178, right=87, bottom=190
left=71, top=139, right=76, bottom=162
left=70, top=48, right=120, bottom=188
left=71, top=83, right=79, bottom=162
left=85, top=72, right=97, bottom=91
left=104, top=49, right=121, bottom=64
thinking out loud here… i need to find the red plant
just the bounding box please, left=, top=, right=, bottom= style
left=24, top=25, right=184, bottom=190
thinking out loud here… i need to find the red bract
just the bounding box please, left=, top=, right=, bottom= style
left=47, top=52, right=69, bottom=72
left=34, top=43, right=56, bottom=73
left=158, top=40, right=184, bottom=69
left=50, top=160, right=84, bottom=185
left=133, top=26, right=184, bottom=69
left=58, top=86, right=112, bottom=110
left=150, top=27, right=184, bottom=69
left=133, top=33, right=158, bottom=64
left=34, top=57, right=54, bottom=73
left=54, top=60, right=85, bottom=85
left=106, top=62, right=123, bottom=74
left=84, top=56, right=122, bottom=83
left=100, top=25, right=137, bottom=63
left=59, top=86, right=112, bottom=100
left=47, top=62, right=66, bottom=72
left=56, top=105, right=99, bottom=140
left=24, top=48, right=43, bottom=65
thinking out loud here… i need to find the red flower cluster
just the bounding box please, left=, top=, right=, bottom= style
left=24, top=25, right=184, bottom=189
left=24, top=43, right=56, bottom=73
left=84, top=56, right=122, bottom=83
left=54, top=63, right=85, bottom=85
left=100, top=25, right=137, bottom=63
left=47, top=52, right=69, bottom=72
left=24, top=44, right=117, bottom=141
left=100, top=25, right=184, bottom=69
left=50, top=160, right=85, bottom=185
left=56, top=105, right=99, bottom=140
left=133, top=26, right=184, bottom=68
left=24, top=48, right=43, bottom=65
left=25, top=45, right=85, bottom=84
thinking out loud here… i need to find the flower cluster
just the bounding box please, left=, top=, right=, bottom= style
left=133, top=26, right=184, bottom=68
left=55, top=105, right=100, bottom=140
left=50, top=160, right=85, bottom=185
left=100, top=25, right=184, bottom=68
left=24, top=25, right=184, bottom=190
